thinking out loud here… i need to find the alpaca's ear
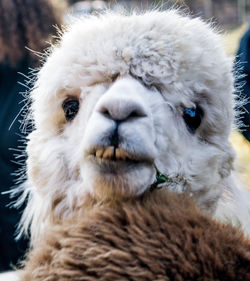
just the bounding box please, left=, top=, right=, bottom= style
left=218, top=141, right=236, bottom=179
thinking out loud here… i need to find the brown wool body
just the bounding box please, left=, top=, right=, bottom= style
left=20, top=189, right=250, bottom=281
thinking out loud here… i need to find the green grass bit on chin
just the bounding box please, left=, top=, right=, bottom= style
left=156, top=173, right=169, bottom=184
left=150, top=165, right=170, bottom=190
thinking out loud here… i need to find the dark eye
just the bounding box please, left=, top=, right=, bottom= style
left=62, top=99, right=79, bottom=121
left=183, top=106, right=203, bottom=133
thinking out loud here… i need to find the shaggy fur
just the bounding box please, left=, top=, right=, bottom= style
left=20, top=190, right=250, bottom=281
left=17, top=10, right=250, bottom=245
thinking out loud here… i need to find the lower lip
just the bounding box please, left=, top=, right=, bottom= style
left=87, top=154, right=143, bottom=172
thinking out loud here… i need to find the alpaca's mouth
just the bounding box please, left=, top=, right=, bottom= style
left=90, top=146, right=141, bottom=163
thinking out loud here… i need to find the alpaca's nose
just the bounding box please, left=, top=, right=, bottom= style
left=98, top=99, right=147, bottom=122
left=96, top=77, right=148, bottom=122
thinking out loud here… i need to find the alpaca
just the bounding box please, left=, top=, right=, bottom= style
left=16, top=10, right=250, bottom=246
left=19, top=190, right=250, bottom=280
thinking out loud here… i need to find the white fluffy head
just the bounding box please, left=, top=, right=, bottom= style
left=20, top=10, right=236, bottom=244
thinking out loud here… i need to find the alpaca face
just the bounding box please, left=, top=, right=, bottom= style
left=23, top=11, right=236, bottom=242
left=80, top=76, right=157, bottom=199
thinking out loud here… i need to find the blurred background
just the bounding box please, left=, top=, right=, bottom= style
left=66, top=0, right=250, bottom=27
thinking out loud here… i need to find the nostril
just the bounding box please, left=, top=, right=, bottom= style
left=129, top=109, right=144, bottom=118
left=100, top=108, right=111, bottom=119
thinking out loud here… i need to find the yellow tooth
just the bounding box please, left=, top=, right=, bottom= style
left=115, top=148, right=121, bottom=160
left=103, top=147, right=114, bottom=159
left=96, top=148, right=104, bottom=158
left=116, top=148, right=126, bottom=160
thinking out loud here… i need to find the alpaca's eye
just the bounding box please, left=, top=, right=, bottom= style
left=63, top=100, right=79, bottom=121
left=183, top=107, right=203, bottom=133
